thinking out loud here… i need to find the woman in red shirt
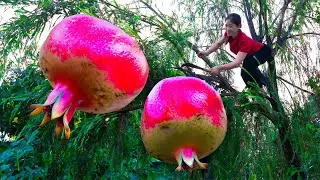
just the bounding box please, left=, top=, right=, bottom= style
left=197, top=13, right=273, bottom=91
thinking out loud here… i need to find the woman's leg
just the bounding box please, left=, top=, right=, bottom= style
left=241, top=57, right=256, bottom=88
left=241, top=45, right=272, bottom=88
left=241, top=57, right=268, bottom=88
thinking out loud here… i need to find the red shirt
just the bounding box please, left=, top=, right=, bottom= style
left=224, top=30, right=263, bottom=56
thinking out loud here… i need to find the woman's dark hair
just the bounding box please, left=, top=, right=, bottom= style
left=225, top=13, right=241, bottom=26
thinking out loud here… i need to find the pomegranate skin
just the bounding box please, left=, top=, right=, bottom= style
left=40, top=14, right=149, bottom=114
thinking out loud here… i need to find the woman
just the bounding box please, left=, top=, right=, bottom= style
left=197, top=13, right=274, bottom=92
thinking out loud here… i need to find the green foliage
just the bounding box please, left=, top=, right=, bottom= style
left=0, top=65, right=51, bottom=137
left=0, top=0, right=99, bottom=81
left=308, top=76, right=320, bottom=95
left=290, top=96, right=320, bottom=179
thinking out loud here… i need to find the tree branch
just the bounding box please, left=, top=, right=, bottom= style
left=220, top=49, right=235, bottom=61
left=243, top=0, right=259, bottom=41
left=242, top=102, right=278, bottom=124
left=274, top=0, right=291, bottom=45
left=277, top=76, right=315, bottom=95
left=283, top=0, right=306, bottom=37
left=116, top=105, right=143, bottom=113
left=270, top=10, right=281, bottom=32
left=277, top=0, right=307, bottom=48
left=258, top=0, right=263, bottom=39
left=180, top=62, right=237, bottom=92
left=282, top=32, right=320, bottom=40
left=260, top=0, right=272, bottom=46
left=140, top=0, right=169, bottom=25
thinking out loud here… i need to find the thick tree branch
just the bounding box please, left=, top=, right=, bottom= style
left=258, top=0, right=263, bottom=39
left=274, top=0, right=291, bottom=45
left=263, top=17, right=272, bottom=46
left=218, top=49, right=314, bottom=95
left=270, top=10, right=281, bottom=31
left=283, top=0, right=306, bottom=38
left=180, top=62, right=237, bottom=92
left=243, top=0, right=259, bottom=41
left=276, top=0, right=307, bottom=48
left=259, top=0, right=272, bottom=46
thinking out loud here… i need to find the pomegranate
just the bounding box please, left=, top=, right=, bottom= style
left=141, top=76, right=227, bottom=171
left=30, top=14, right=149, bottom=139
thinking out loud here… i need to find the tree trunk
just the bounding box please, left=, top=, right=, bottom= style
left=268, top=60, right=307, bottom=179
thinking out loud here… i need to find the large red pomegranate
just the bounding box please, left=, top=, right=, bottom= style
left=30, top=14, right=149, bottom=139
left=141, top=77, right=227, bottom=171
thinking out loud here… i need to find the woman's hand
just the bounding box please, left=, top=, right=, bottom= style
left=210, top=66, right=220, bottom=75
left=197, top=51, right=209, bottom=57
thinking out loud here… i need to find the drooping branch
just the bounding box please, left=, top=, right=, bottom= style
left=282, top=32, right=320, bottom=40
left=139, top=0, right=169, bottom=26
left=277, top=76, right=315, bottom=95
left=100, top=0, right=163, bottom=27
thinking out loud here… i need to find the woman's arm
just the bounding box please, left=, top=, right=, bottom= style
left=206, top=36, right=228, bottom=54
left=218, top=52, right=247, bottom=70
left=210, top=52, right=247, bottom=75
left=197, top=36, right=227, bottom=56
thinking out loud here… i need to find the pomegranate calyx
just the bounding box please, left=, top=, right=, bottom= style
left=175, top=148, right=208, bottom=172
left=55, top=123, right=63, bottom=137
left=29, top=84, right=78, bottom=139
